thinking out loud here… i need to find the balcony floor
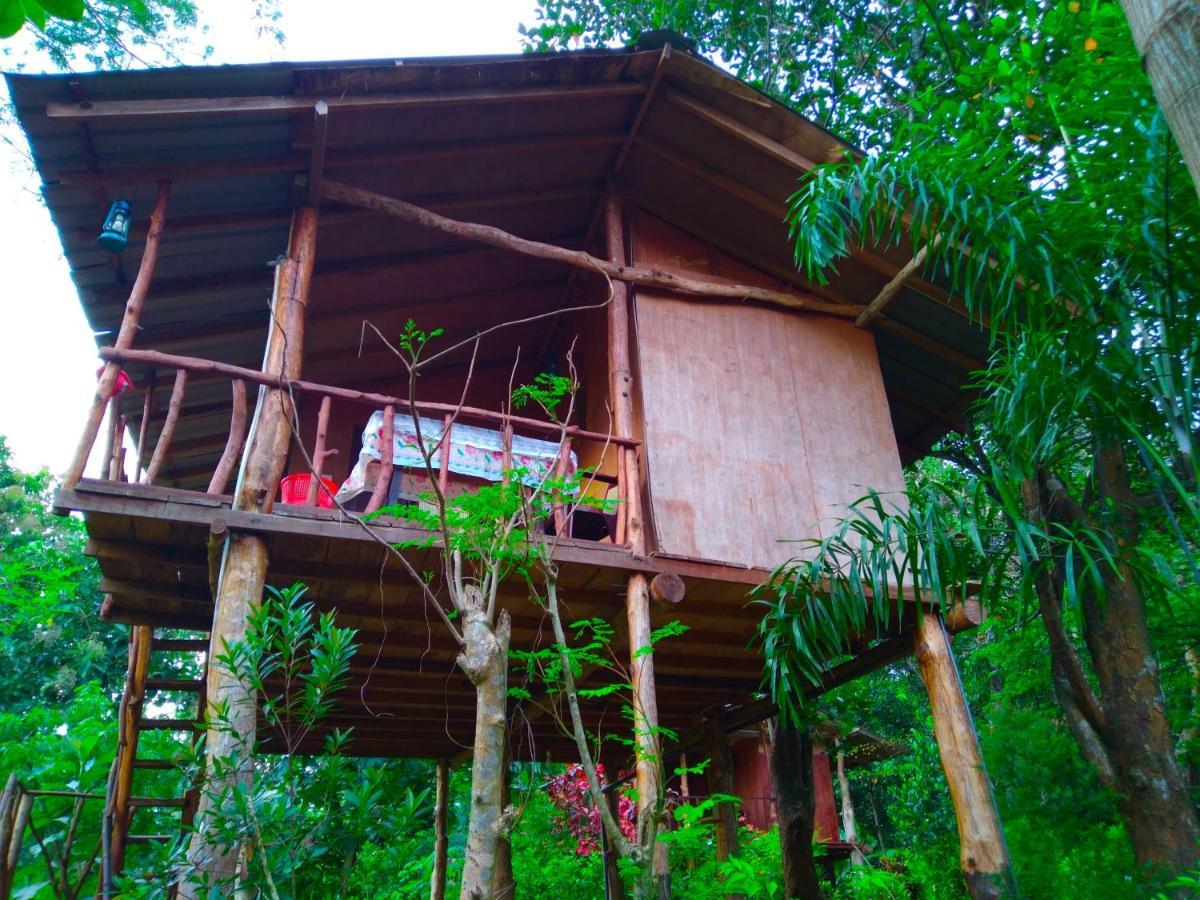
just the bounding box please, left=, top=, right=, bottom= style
left=59, top=478, right=900, bottom=761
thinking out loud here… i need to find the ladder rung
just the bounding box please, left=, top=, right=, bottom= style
left=152, top=638, right=209, bottom=652
left=132, top=759, right=177, bottom=770
left=129, top=796, right=186, bottom=808
left=144, top=678, right=204, bottom=692
left=138, top=719, right=199, bottom=731
left=126, top=834, right=175, bottom=843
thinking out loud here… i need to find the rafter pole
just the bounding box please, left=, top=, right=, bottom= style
left=320, top=179, right=861, bottom=319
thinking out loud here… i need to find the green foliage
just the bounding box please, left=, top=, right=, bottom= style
left=0, top=437, right=124, bottom=710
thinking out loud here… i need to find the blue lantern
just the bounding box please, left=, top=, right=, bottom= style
left=98, top=200, right=132, bottom=253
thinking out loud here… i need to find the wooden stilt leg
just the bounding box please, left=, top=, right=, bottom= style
left=605, top=183, right=667, bottom=895
left=703, top=710, right=739, bottom=864
left=768, top=721, right=822, bottom=898
left=430, top=758, right=449, bottom=900
left=913, top=613, right=1015, bottom=898
left=181, top=204, right=319, bottom=897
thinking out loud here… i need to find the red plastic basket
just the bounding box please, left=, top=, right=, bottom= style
left=279, top=473, right=338, bottom=508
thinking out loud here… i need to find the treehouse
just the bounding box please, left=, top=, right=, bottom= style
left=6, top=41, right=1006, bottom=893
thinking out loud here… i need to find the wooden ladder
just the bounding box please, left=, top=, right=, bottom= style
left=107, top=626, right=210, bottom=874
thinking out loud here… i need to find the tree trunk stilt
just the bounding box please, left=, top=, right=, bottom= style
left=768, top=721, right=822, bottom=899
left=703, top=711, right=739, bottom=864
left=913, top=613, right=1015, bottom=898
left=180, top=204, right=319, bottom=897
left=430, top=758, right=449, bottom=900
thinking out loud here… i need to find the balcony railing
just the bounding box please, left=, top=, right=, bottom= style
left=75, top=346, right=640, bottom=546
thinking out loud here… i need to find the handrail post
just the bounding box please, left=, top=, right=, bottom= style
left=305, top=395, right=333, bottom=505
left=143, top=369, right=188, bottom=485
left=553, top=437, right=572, bottom=538
left=366, top=405, right=395, bottom=514
left=134, top=370, right=157, bottom=481
left=63, top=182, right=171, bottom=489
left=207, top=380, right=248, bottom=496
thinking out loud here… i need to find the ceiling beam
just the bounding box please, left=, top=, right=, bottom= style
left=53, top=131, right=625, bottom=188
left=46, top=82, right=647, bottom=121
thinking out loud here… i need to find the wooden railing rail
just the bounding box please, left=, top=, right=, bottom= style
left=96, top=347, right=640, bottom=449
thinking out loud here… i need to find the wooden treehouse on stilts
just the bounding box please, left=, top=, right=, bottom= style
left=6, top=41, right=1010, bottom=897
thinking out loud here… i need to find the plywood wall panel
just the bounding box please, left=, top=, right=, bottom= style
left=632, top=211, right=905, bottom=570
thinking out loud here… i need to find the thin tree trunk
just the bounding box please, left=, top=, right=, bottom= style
left=834, top=741, right=865, bottom=867
left=1118, top=0, right=1200, bottom=196
left=458, top=607, right=512, bottom=899
left=431, top=759, right=449, bottom=900
left=768, top=722, right=822, bottom=899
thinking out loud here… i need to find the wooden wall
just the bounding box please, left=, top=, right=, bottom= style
left=630, top=211, right=905, bottom=570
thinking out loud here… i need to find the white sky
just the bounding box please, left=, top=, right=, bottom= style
left=0, top=0, right=539, bottom=475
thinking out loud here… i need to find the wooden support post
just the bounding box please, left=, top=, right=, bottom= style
left=143, top=369, right=187, bottom=485
left=107, top=409, right=125, bottom=481
left=100, top=397, right=119, bottom=482
left=64, top=181, right=170, bottom=488
left=365, top=404, right=395, bottom=514
left=605, top=185, right=667, bottom=895
left=305, top=394, right=333, bottom=505
left=768, top=722, right=822, bottom=898
left=703, top=710, right=740, bottom=865
left=182, top=203, right=319, bottom=896
left=430, top=758, right=449, bottom=900
left=913, top=613, right=1015, bottom=898
left=111, top=624, right=152, bottom=874
left=207, top=380, right=248, bottom=495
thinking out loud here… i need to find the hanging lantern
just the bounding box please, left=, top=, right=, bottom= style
left=97, top=200, right=132, bottom=253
